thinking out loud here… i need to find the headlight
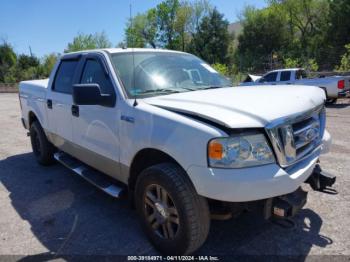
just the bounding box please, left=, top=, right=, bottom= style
left=208, top=133, right=275, bottom=168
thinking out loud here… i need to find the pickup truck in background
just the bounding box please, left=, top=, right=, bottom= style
left=241, top=68, right=350, bottom=103
left=19, top=49, right=335, bottom=255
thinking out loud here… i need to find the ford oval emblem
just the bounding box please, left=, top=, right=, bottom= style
left=304, top=128, right=319, bottom=142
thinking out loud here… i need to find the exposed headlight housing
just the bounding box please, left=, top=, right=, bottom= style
left=208, top=133, right=275, bottom=168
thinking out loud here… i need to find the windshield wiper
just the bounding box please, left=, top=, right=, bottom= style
left=196, top=86, right=228, bottom=90
left=137, top=88, right=181, bottom=95
left=136, top=86, right=226, bottom=95
left=177, top=87, right=197, bottom=91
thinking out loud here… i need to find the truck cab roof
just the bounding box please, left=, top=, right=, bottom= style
left=60, top=48, right=187, bottom=59
left=269, top=68, right=304, bottom=73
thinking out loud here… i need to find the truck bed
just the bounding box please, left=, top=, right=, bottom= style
left=19, top=79, right=49, bottom=93
left=19, top=79, right=49, bottom=129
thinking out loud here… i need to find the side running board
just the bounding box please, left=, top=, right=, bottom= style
left=54, top=152, right=125, bottom=198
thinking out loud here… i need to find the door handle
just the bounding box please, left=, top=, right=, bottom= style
left=71, top=105, right=79, bottom=117
left=47, top=99, right=52, bottom=109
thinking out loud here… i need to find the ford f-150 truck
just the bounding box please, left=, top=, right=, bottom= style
left=240, top=68, right=350, bottom=103
left=19, top=49, right=335, bottom=255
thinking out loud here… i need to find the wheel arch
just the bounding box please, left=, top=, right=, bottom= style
left=28, top=111, right=40, bottom=128
left=128, top=148, right=190, bottom=192
left=319, top=86, right=328, bottom=98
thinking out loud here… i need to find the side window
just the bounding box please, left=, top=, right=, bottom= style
left=53, top=60, right=78, bottom=93
left=261, top=72, right=278, bottom=82
left=280, top=71, right=291, bottom=81
left=80, top=59, right=114, bottom=94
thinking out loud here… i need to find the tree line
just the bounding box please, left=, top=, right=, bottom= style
left=0, top=43, right=58, bottom=83
left=1, top=0, right=350, bottom=84
left=124, top=0, right=350, bottom=75
left=237, top=0, right=350, bottom=73
left=0, top=31, right=112, bottom=83
left=123, top=0, right=233, bottom=70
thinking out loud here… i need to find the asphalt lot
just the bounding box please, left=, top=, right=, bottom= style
left=0, top=93, right=349, bottom=258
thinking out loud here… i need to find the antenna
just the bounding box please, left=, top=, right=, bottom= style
left=29, top=46, right=33, bottom=57
left=130, top=4, right=138, bottom=107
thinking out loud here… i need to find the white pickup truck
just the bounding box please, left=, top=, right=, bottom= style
left=19, top=49, right=335, bottom=255
left=241, top=68, right=350, bottom=103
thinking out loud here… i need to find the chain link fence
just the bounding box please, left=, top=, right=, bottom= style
left=0, top=83, right=18, bottom=93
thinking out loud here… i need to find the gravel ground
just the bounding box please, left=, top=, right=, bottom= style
left=0, top=93, right=349, bottom=259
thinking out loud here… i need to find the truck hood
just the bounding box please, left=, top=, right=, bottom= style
left=143, top=85, right=325, bottom=128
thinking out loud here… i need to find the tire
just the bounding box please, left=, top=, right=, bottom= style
left=30, top=121, right=55, bottom=165
left=135, top=163, right=210, bottom=255
left=326, top=98, right=337, bottom=104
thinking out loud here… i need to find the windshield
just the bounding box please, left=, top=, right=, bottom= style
left=110, top=52, right=232, bottom=98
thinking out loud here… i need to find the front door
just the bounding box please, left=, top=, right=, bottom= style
left=259, top=71, right=278, bottom=85
left=71, top=54, right=120, bottom=179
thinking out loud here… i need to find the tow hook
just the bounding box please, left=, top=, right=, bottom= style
left=264, top=187, right=308, bottom=228
left=306, top=164, right=336, bottom=193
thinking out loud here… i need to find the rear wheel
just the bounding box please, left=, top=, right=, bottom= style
left=135, top=163, right=210, bottom=255
left=321, top=87, right=338, bottom=104
left=30, top=121, right=55, bottom=165
left=326, top=98, right=337, bottom=104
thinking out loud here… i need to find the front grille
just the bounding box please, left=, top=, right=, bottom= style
left=266, top=105, right=325, bottom=167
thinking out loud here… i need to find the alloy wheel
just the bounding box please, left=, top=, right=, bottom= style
left=143, top=184, right=180, bottom=239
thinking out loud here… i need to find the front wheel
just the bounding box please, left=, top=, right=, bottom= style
left=135, top=163, right=210, bottom=255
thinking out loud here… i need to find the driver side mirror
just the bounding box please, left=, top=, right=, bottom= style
left=72, top=84, right=115, bottom=107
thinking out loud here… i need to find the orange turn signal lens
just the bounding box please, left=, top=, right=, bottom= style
left=208, top=141, right=223, bottom=160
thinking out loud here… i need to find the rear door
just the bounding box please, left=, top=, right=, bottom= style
left=71, top=53, right=120, bottom=178
left=46, top=57, right=80, bottom=146
left=278, top=71, right=292, bottom=85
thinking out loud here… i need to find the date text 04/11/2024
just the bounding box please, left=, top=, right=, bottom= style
left=127, top=256, right=220, bottom=261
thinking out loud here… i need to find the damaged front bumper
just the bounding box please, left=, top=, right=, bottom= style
left=209, top=163, right=336, bottom=222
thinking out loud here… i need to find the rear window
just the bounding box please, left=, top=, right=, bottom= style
left=296, top=70, right=308, bottom=80
left=280, top=71, right=291, bottom=81
left=53, top=60, right=79, bottom=93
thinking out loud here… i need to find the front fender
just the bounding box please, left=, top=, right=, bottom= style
left=119, top=101, right=227, bottom=174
